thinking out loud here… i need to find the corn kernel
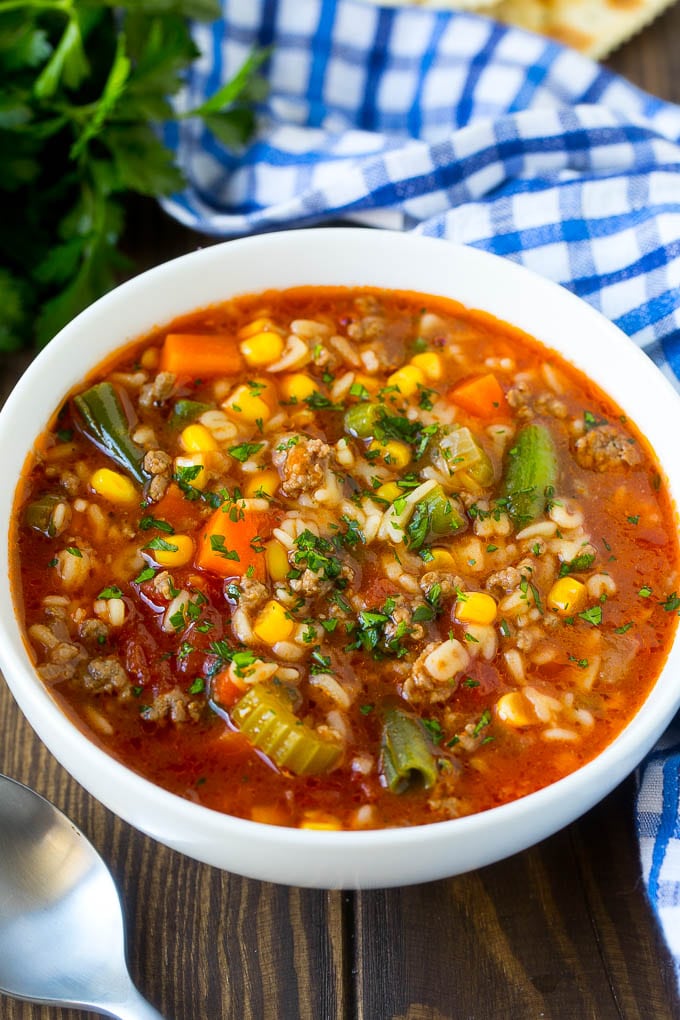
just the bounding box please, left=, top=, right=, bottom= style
left=253, top=600, right=295, bottom=644
left=238, top=317, right=275, bottom=339
left=90, top=468, right=138, bottom=506
left=387, top=364, right=425, bottom=398
left=352, top=373, right=381, bottom=395
left=244, top=470, right=280, bottom=499
left=153, top=534, right=195, bottom=568
left=410, top=352, right=443, bottom=382
left=279, top=373, right=320, bottom=403
left=429, top=547, right=456, bottom=571
left=496, top=691, right=534, bottom=728
left=368, top=439, right=412, bottom=469
left=180, top=423, right=218, bottom=453
left=140, top=347, right=159, bottom=370
left=547, top=576, right=587, bottom=616
left=174, top=454, right=207, bottom=491
left=375, top=481, right=403, bottom=503
left=456, top=591, right=497, bottom=626
left=299, top=812, right=342, bottom=831
left=251, top=804, right=289, bottom=826
left=222, top=380, right=274, bottom=423
left=265, top=540, right=290, bottom=582
left=240, top=331, right=285, bottom=368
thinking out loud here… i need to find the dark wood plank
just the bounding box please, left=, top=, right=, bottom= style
left=354, top=779, right=676, bottom=1019
left=570, top=779, right=678, bottom=1017
left=606, top=3, right=680, bottom=104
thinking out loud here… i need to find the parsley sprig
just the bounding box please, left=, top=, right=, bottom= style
left=0, top=2, right=266, bottom=350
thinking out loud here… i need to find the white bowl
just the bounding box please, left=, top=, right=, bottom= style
left=2, top=228, right=679, bottom=889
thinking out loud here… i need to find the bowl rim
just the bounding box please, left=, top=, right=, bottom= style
left=2, top=227, right=680, bottom=886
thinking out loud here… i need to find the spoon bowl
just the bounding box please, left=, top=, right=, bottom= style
left=0, top=773, right=165, bottom=1019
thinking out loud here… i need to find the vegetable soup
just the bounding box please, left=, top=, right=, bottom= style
left=12, top=288, right=680, bottom=830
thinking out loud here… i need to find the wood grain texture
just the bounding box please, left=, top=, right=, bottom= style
left=3, top=17, right=680, bottom=1016
left=354, top=783, right=676, bottom=1019
left=607, top=3, right=680, bottom=105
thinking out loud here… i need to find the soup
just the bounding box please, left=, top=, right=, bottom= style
left=12, top=288, right=680, bottom=830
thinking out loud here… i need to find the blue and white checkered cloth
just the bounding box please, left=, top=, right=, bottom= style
left=164, top=0, right=680, bottom=975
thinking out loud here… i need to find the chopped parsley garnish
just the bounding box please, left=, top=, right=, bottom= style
left=418, top=386, right=438, bottom=411
left=310, top=647, right=332, bottom=674
left=276, top=436, right=300, bottom=452
left=583, top=409, right=607, bottom=431
left=174, top=464, right=204, bottom=500
left=144, top=537, right=178, bottom=553
left=169, top=608, right=186, bottom=631
left=208, top=640, right=261, bottom=679
left=209, top=535, right=240, bottom=561
left=349, top=382, right=371, bottom=400
left=139, top=516, right=174, bottom=533
left=345, top=596, right=419, bottom=659
left=305, top=392, right=344, bottom=411
left=578, top=605, right=602, bottom=626
left=558, top=552, right=595, bottom=578
left=229, top=442, right=265, bottom=463
left=473, top=709, right=492, bottom=737
left=292, top=530, right=345, bottom=583
left=422, top=718, right=444, bottom=744
left=97, top=585, right=123, bottom=600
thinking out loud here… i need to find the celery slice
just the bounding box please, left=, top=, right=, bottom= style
left=406, top=485, right=466, bottom=550
left=231, top=684, right=342, bottom=775
left=436, top=426, right=494, bottom=488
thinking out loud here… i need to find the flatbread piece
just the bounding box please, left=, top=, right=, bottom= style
left=362, top=0, right=679, bottom=58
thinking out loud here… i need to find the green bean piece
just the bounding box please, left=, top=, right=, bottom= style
left=500, top=423, right=559, bottom=527
left=169, top=399, right=213, bottom=429
left=344, top=401, right=383, bottom=439
left=231, top=684, right=342, bottom=775
left=380, top=708, right=438, bottom=793
left=73, top=382, right=147, bottom=485
left=406, top=485, right=466, bottom=550
left=24, top=494, right=64, bottom=538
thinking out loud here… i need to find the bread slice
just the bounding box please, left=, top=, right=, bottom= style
left=359, top=0, right=678, bottom=58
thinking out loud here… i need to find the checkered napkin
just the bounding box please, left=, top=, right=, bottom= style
left=164, top=0, right=680, bottom=974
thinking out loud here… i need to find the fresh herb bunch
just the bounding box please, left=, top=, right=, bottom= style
left=0, top=1, right=266, bottom=351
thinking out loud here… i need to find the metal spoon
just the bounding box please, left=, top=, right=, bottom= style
left=0, top=773, right=165, bottom=1019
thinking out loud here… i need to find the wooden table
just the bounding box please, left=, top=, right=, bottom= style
left=3, top=11, right=680, bottom=1017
